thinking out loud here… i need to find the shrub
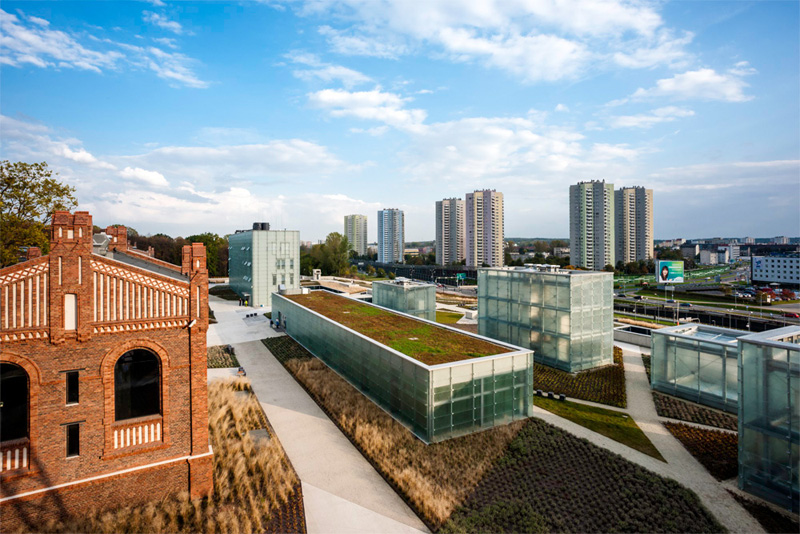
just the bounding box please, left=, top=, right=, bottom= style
left=207, top=345, right=240, bottom=368
left=533, top=346, right=626, bottom=408
left=653, top=393, right=738, bottom=431
left=664, top=422, right=738, bottom=480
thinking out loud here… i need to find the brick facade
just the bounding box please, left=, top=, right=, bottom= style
left=0, top=211, right=212, bottom=529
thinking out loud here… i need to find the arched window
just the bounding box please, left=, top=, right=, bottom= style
left=115, top=349, right=161, bottom=421
left=0, top=363, right=29, bottom=442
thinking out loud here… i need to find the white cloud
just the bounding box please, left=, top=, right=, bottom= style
left=143, top=11, right=184, bottom=35
left=609, top=106, right=695, bottom=128
left=147, top=0, right=166, bottom=6
left=153, top=37, right=178, bottom=49
left=630, top=67, right=754, bottom=102
left=286, top=51, right=372, bottom=88
left=0, top=9, right=207, bottom=88
left=296, top=0, right=688, bottom=81
left=308, top=88, right=427, bottom=132
left=555, top=104, right=569, bottom=112
left=0, top=9, right=123, bottom=73
left=120, top=166, right=169, bottom=187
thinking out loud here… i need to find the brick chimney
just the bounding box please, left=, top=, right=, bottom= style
left=26, top=247, right=42, bottom=260
left=105, top=225, right=128, bottom=253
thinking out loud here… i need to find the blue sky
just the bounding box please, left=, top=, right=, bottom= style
left=1, top=0, right=798, bottom=242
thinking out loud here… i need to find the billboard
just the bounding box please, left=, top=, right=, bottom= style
left=657, top=260, right=684, bottom=284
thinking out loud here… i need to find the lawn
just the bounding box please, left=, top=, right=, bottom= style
left=534, top=397, right=664, bottom=461
left=42, top=378, right=305, bottom=534
left=533, top=346, right=627, bottom=408
left=664, top=422, right=738, bottom=480
left=264, top=336, right=723, bottom=534
left=284, top=291, right=510, bottom=365
left=435, top=310, right=464, bottom=324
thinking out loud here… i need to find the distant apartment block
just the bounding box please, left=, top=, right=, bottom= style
left=378, top=209, right=404, bottom=264
left=478, top=265, right=614, bottom=372
left=228, top=222, right=300, bottom=308
left=774, top=236, right=790, bottom=244
left=680, top=244, right=700, bottom=259
left=751, top=255, right=800, bottom=286
left=466, top=190, right=504, bottom=267
left=615, top=186, right=653, bottom=264
left=435, top=198, right=465, bottom=265
left=743, top=237, right=755, bottom=244
left=570, top=180, right=615, bottom=270
left=344, top=214, right=368, bottom=256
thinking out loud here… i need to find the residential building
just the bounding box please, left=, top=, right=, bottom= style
left=378, top=209, right=405, bottom=264
left=774, top=236, right=790, bottom=245
left=0, top=213, right=212, bottom=529
left=569, top=180, right=615, bottom=270
left=478, top=265, right=614, bottom=372
left=719, top=244, right=741, bottom=261
left=228, top=222, right=300, bottom=308
left=615, top=186, right=653, bottom=264
left=743, top=237, right=755, bottom=244
left=465, top=190, right=504, bottom=267
left=553, top=247, right=570, bottom=258
left=751, top=255, right=800, bottom=287
left=680, top=244, right=700, bottom=260
left=344, top=214, right=368, bottom=257
left=738, top=326, right=799, bottom=513
left=435, top=198, right=465, bottom=265
left=372, top=279, right=436, bottom=321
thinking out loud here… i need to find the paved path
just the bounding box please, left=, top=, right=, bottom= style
left=207, top=295, right=282, bottom=346
left=233, top=340, right=427, bottom=534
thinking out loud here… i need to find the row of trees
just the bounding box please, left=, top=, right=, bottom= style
left=300, top=232, right=352, bottom=276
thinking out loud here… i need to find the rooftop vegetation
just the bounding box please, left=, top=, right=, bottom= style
left=285, top=291, right=511, bottom=365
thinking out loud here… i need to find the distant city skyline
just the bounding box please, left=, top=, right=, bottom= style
left=0, top=1, right=798, bottom=242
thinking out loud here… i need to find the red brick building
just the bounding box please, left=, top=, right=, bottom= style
left=0, top=211, right=212, bottom=530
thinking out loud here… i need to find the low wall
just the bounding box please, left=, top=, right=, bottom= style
left=613, top=325, right=653, bottom=348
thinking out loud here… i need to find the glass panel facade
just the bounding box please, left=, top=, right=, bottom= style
left=478, top=267, right=613, bottom=372
left=372, top=281, right=437, bottom=322
left=738, top=327, right=799, bottom=513
left=650, top=325, right=742, bottom=413
left=273, top=293, right=534, bottom=443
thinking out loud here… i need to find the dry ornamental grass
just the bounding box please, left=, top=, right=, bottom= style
left=35, top=379, right=304, bottom=534
left=207, top=344, right=240, bottom=368
left=264, top=336, right=523, bottom=529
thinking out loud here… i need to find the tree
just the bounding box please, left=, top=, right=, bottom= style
left=604, top=264, right=615, bottom=272
left=388, top=271, right=396, bottom=280
left=1, top=161, right=77, bottom=267
left=366, top=265, right=376, bottom=276
left=186, top=232, right=228, bottom=277
left=322, top=232, right=351, bottom=276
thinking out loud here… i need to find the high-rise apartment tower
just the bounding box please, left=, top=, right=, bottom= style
left=344, top=214, right=368, bottom=256
left=615, top=186, right=653, bottom=264
left=377, top=209, right=404, bottom=264
left=465, top=190, right=504, bottom=267
left=569, top=180, right=615, bottom=270
left=435, top=198, right=465, bottom=265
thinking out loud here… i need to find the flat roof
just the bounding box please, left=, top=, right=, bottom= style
left=738, top=325, right=800, bottom=348
left=654, top=324, right=746, bottom=345
left=481, top=266, right=609, bottom=276
left=284, top=291, right=512, bottom=365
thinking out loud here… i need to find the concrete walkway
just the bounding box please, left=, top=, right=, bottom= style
left=207, top=295, right=282, bottom=346
left=233, top=340, right=427, bottom=534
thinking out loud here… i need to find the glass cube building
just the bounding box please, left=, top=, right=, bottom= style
left=478, top=266, right=613, bottom=372
left=272, top=292, right=534, bottom=443
left=372, top=279, right=436, bottom=321
left=650, top=324, right=744, bottom=414
left=738, top=326, right=799, bottom=512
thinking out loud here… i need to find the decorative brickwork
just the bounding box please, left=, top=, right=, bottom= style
left=0, top=211, right=212, bottom=530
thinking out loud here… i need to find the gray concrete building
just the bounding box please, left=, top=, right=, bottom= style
left=570, top=180, right=615, bottom=270
left=378, top=209, right=404, bottom=264
left=466, top=190, right=504, bottom=267
left=228, top=222, right=300, bottom=308
left=344, top=214, right=368, bottom=257
left=615, top=186, right=653, bottom=265
left=435, top=198, right=465, bottom=265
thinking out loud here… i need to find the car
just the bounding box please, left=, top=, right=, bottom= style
left=680, top=302, right=693, bottom=307
left=666, top=299, right=676, bottom=303
left=633, top=295, right=644, bottom=300
left=783, top=312, right=800, bottom=319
